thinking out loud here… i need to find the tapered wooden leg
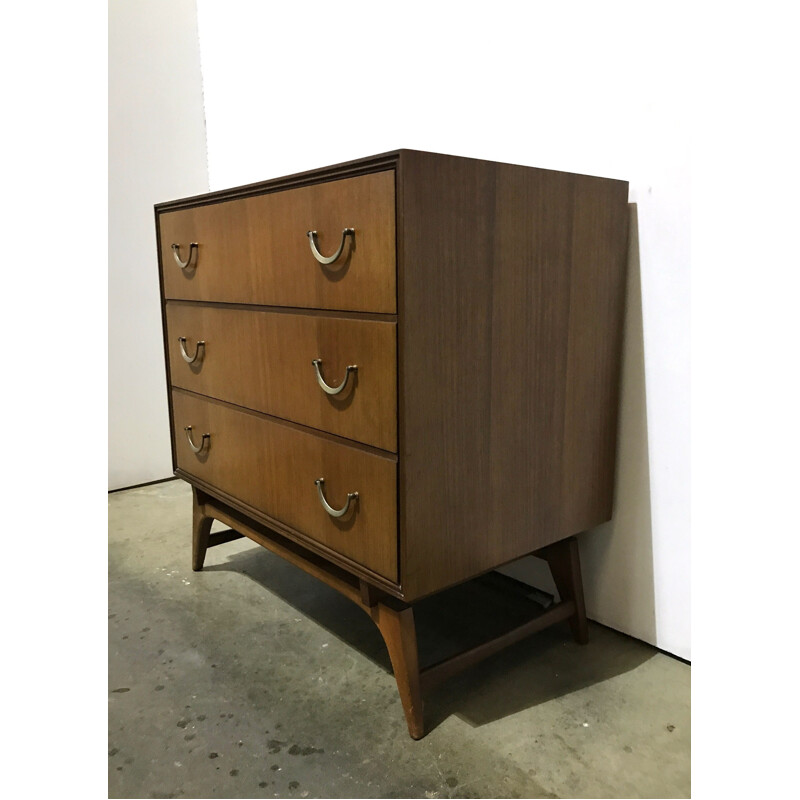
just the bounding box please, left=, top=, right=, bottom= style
left=192, top=488, right=213, bottom=572
left=538, top=536, right=589, bottom=644
left=370, top=602, right=425, bottom=739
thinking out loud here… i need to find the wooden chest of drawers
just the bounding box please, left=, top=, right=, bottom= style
left=155, top=150, right=629, bottom=738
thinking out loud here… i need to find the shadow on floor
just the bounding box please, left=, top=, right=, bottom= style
left=204, top=543, right=655, bottom=734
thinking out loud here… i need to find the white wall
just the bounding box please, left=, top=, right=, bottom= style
left=109, top=0, right=209, bottom=490
left=193, top=1, right=690, bottom=659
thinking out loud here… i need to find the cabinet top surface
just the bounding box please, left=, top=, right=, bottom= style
left=154, top=148, right=628, bottom=212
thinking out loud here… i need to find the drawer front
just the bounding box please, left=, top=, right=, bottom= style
left=172, top=390, right=398, bottom=580
left=166, top=304, right=397, bottom=452
left=159, top=171, right=396, bottom=313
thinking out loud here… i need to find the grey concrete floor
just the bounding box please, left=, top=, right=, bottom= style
left=109, top=480, right=690, bottom=799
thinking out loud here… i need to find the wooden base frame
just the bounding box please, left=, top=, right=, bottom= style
left=191, top=487, right=588, bottom=739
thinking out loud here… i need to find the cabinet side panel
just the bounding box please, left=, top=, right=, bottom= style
left=486, top=165, right=576, bottom=547
left=398, top=151, right=628, bottom=601
left=561, top=179, right=630, bottom=530
left=398, top=152, right=497, bottom=600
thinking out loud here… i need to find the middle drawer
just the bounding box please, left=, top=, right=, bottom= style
left=166, top=303, right=397, bottom=452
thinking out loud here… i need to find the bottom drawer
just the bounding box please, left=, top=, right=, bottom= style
left=172, top=390, right=398, bottom=581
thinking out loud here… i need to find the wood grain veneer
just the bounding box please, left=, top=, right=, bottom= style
left=396, top=150, right=629, bottom=600
left=165, top=302, right=397, bottom=452
left=172, top=389, right=398, bottom=580
left=155, top=149, right=630, bottom=738
left=160, top=170, right=396, bottom=313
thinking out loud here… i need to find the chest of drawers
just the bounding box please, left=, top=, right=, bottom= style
left=155, top=149, right=629, bottom=738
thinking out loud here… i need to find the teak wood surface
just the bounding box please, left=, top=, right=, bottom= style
left=159, top=170, right=396, bottom=313
left=157, top=151, right=629, bottom=602
left=396, top=150, right=629, bottom=600
left=156, top=149, right=629, bottom=737
left=172, top=388, right=398, bottom=580
left=166, top=302, right=397, bottom=452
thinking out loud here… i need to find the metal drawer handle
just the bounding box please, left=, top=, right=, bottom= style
left=184, top=425, right=210, bottom=454
left=315, top=478, right=358, bottom=518
left=172, top=242, right=198, bottom=269
left=312, top=359, right=357, bottom=395
left=178, top=337, right=205, bottom=364
left=306, top=228, right=354, bottom=265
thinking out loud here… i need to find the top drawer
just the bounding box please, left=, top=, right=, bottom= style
left=159, top=171, right=396, bottom=313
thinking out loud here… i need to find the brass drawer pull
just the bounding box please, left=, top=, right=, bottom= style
left=184, top=425, right=210, bottom=454
left=171, top=242, right=198, bottom=269
left=314, top=478, right=358, bottom=518
left=312, top=358, right=357, bottom=395
left=306, top=228, right=354, bottom=265
left=178, top=337, right=205, bottom=364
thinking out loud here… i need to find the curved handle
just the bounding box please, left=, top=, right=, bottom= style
left=178, top=337, right=205, bottom=364
left=184, top=425, right=210, bottom=454
left=314, top=478, right=358, bottom=518
left=172, top=242, right=198, bottom=269
left=306, top=228, right=354, bottom=265
left=312, top=359, right=357, bottom=395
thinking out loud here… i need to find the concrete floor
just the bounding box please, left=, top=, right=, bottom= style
left=109, top=480, right=690, bottom=799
